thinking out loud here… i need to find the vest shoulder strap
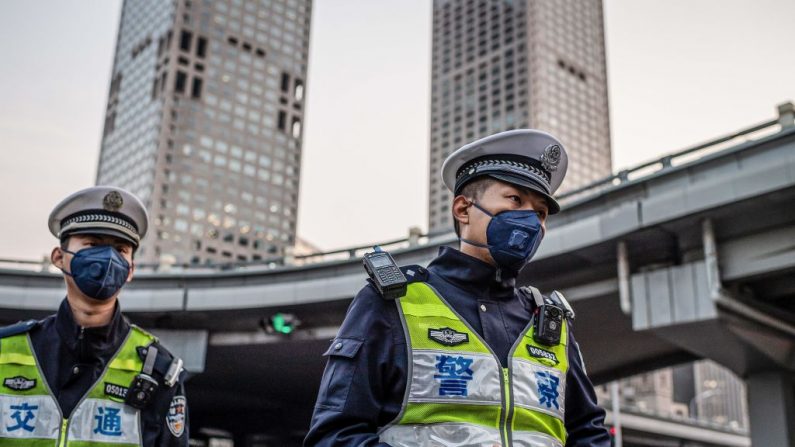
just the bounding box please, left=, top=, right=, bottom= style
left=129, top=323, right=158, bottom=343
left=0, top=320, right=38, bottom=339
left=520, top=286, right=545, bottom=308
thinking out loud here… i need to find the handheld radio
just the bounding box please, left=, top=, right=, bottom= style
left=363, top=246, right=407, bottom=300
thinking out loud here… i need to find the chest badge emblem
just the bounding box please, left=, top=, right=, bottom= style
left=428, top=327, right=469, bottom=346
left=3, top=376, right=36, bottom=391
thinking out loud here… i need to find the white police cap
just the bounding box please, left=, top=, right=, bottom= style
left=48, top=186, right=149, bottom=248
left=441, top=129, right=569, bottom=214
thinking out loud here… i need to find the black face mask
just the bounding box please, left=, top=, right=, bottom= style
left=61, top=246, right=130, bottom=300
left=460, top=201, right=545, bottom=276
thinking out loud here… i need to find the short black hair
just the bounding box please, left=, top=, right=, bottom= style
left=453, top=177, right=498, bottom=236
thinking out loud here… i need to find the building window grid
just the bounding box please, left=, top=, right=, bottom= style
left=97, top=0, right=308, bottom=262
left=429, top=0, right=610, bottom=229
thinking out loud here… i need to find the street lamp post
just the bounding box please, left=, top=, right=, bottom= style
left=610, top=381, right=623, bottom=447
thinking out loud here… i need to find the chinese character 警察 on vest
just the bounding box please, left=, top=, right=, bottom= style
left=379, top=282, right=569, bottom=447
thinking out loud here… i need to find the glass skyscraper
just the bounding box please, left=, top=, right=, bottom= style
left=428, top=0, right=612, bottom=232
left=97, top=0, right=311, bottom=265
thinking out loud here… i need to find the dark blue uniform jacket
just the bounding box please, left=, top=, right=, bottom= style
left=305, top=246, right=610, bottom=447
left=0, top=298, right=189, bottom=447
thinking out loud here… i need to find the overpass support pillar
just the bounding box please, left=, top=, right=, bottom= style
left=747, top=371, right=795, bottom=446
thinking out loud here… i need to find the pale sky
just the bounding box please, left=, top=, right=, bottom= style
left=0, top=0, right=793, bottom=260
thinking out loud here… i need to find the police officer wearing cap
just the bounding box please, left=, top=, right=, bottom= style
left=306, top=130, right=610, bottom=446
left=0, top=186, right=189, bottom=446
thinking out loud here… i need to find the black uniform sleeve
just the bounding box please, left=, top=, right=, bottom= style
left=144, top=343, right=190, bottom=447
left=564, top=327, right=611, bottom=447
left=155, top=370, right=189, bottom=447
left=304, top=284, right=407, bottom=447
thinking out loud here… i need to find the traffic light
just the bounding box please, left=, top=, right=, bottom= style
left=266, top=313, right=300, bottom=335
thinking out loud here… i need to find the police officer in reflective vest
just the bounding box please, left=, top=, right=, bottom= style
left=0, top=186, right=189, bottom=446
left=306, top=130, right=610, bottom=446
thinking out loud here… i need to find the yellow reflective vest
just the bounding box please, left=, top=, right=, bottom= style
left=379, top=282, right=569, bottom=447
left=0, top=325, right=156, bottom=446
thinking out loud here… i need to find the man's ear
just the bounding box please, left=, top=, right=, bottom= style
left=126, top=261, right=135, bottom=283
left=452, top=195, right=472, bottom=227
left=51, top=246, right=65, bottom=270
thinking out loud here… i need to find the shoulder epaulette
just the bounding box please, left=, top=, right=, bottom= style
left=0, top=320, right=38, bottom=339
left=399, top=265, right=429, bottom=284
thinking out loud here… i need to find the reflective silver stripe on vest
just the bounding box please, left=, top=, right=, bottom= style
left=380, top=422, right=500, bottom=447
left=512, top=358, right=567, bottom=419
left=513, top=430, right=564, bottom=447
left=68, top=398, right=141, bottom=445
left=0, top=394, right=60, bottom=440
left=409, top=350, right=501, bottom=405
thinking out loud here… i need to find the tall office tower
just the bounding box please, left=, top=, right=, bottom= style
left=97, top=0, right=311, bottom=265
left=428, top=0, right=611, bottom=232
left=596, top=361, right=749, bottom=431
left=692, top=361, right=748, bottom=430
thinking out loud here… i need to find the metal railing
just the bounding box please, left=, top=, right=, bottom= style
left=1, top=103, right=792, bottom=273
left=557, top=117, right=783, bottom=205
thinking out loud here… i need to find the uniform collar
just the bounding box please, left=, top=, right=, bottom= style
left=427, top=246, right=516, bottom=299
left=55, top=298, right=130, bottom=361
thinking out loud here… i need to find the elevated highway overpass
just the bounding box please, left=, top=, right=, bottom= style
left=1, top=104, right=794, bottom=445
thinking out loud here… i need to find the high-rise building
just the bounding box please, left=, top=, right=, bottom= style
left=596, top=361, right=749, bottom=432
left=428, top=0, right=612, bottom=232
left=97, top=0, right=311, bottom=265
left=692, top=361, right=748, bottom=430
